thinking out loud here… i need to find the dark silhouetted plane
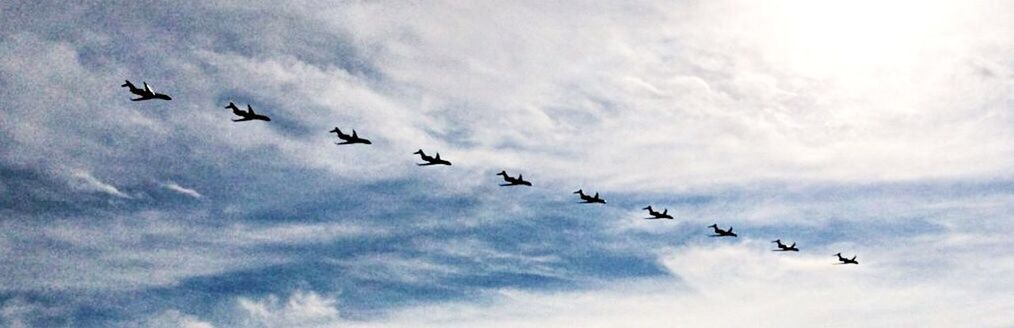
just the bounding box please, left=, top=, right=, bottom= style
left=708, top=224, right=737, bottom=237
left=771, top=239, right=799, bottom=252
left=573, top=189, right=606, bottom=204
left=835, top=253, right=859, bottom=265
left=226, top=102, right=271, bottom=122
left=496, top=171, right=531, bottom=186
left=414, top=149, right=451, bottom=166
left=330, top=127, right=371, bottom=145
left=122, top=80, right=171, bottom=101
left=642, top=206, right=674, bottom=219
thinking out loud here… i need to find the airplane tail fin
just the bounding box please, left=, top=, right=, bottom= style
left=121, top=80, right=134, bottom=88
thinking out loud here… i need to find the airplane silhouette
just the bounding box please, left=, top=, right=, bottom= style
left=641, top=206, right=674, bottom=219
left=771, top=239, right=799, bottom=252
left=226, top=102, right=271, bottom=122
left=330, top=127, right=371, bottom=145
left=835, top=253, right=859, bottom=265
left=496, top=171, right=531, bottom=186
left=708, top=224, right=737, bottom=237
left=122, top=80, right=171, bottom=101
left=573, top=189, right=606, bottom=204
left=414, top=149, right=451, bottom=166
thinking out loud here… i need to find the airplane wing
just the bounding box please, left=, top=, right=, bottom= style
left=143, top=82, right=153, bottom=94
left=247, top=105, right=256, bottom=115
left=352, top=130, right=358, bottom=138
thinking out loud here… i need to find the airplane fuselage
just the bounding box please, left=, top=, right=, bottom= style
left=709, top=225, right=737, bottom=237
left=233, top=114, right=271, bottom=122
left=415, top=151, right=451, bottom=166
left=497, top=173, right=531, bottom=186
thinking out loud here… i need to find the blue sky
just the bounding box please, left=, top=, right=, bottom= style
left=2, top=0, right=1014, bottom=326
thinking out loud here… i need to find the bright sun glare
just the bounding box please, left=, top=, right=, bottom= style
left=766, top=0, right=963, bottom=78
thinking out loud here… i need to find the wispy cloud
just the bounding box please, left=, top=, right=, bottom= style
left=162, top=234, right=1014, bottom=328
left=163, top=181, right=203, bottom=199
left=68, top=170, right=131, bottom=199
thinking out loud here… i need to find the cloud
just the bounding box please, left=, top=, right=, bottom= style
left=6, top=0, right=1014, bottom=196
left=235, top=290, right=341, bottom=328
left=0, top=297, right=68, bottom=328
left=68, top=169, right=131, bottom=198
left=163, top=181, right=203, bottom=198
left=3, top=0, right=1014, bottom=326
left=174, top=234, right=1014, bottom=328
left=137, top=310, right=215, bottom=328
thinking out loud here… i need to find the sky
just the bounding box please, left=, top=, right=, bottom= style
left=1, top=0, right=1014, bottom=326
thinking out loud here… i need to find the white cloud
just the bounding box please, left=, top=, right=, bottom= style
left=188, top=235, right=1014, bottom=328
left=139, top=310, right=215, bottom=328
left=0, top=211, right=384, bottom=291
left=5, top=0, right=1014, bottom=194
left=236, top=290, right=341, bottom=328
left=68, top=169, right=131, bottom=198
left=3, top=1, right=1014, bottom=326
left=164, top=181, right=203, bottom=198
left=0, top=297, right=66, bottom=328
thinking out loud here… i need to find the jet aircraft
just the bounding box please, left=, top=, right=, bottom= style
left=496, top=171, right=532, bottom=186
left=122, top=80, right=171, bottom=101
left=330, top=127, right=372, bottom=145
left=226, top=102, right=271, bottom=122
left=573, top=189, right=606, bottom=204
left=414, top=149, right=451, bottom=166
left=708, top=224, right=737, bottom=237
left=642, top=206, right=674, bottom=219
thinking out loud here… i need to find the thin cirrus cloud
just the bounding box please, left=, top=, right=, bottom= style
left=68, top=170, right=132, bottom=199
left=163, top=181, right=203, bottom=199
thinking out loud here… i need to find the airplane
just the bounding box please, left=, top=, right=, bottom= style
left=226, top=102, right=271, bottom=122
left=330, top=127, right=372, bottom=145
left=641, top=206, right=674, bottom=219
left=573, top=189, right=606, bottom=204
left=413, top=149, right=451, bottom=166
left=771, top=239, right=799, bottom=252
left=835, top=253, right=859, bottom=265
left=708, top=224, right=737, bottom=237
left=121, top=80, right=171, bottom=101
left=496, top=171, right=531, bottom=186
